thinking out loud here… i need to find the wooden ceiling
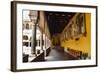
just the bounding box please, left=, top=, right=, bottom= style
left=44, top=11, right=75, bottom=36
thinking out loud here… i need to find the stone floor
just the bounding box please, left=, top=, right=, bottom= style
left=45, top=46, right=78, bottom=61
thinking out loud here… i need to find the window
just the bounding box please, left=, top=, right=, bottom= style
left=30, top=42, right=31, bottom=47
left=23, top=35, right=28, bottom=40
left=26, top=23, right=29, bottom=29
left=23, top=42, right=29, bottom=47
left=39, top=40, right=40, bottom=46
left=42, top=40, right=44, bottom=46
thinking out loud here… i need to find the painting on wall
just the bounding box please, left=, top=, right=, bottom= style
left=63, top=13, right=86, bottom=40
left=11, top=1, right=97, bottom=72
left=76, top=13, right=86, bottom=35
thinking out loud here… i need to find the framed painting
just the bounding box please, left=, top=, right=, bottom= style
left=11, top=1, right=98, bottom=72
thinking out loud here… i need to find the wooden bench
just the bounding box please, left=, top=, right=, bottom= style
left=67, top=48, right=82, bottom=59
left=67, top=48, right=88, bottom=59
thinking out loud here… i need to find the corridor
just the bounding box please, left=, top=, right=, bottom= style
left=22, top=10, right=90, bottom=63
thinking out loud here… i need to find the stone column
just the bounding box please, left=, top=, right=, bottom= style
left=32, top=23, right=37, bottom=56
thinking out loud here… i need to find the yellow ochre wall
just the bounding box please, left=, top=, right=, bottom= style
left=61, top=13, right=91, bottom=57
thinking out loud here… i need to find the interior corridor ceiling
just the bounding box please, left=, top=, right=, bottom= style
left=44, top=11, right=75, bottom=36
